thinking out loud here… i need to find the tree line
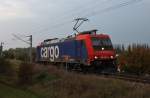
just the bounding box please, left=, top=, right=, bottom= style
left=2, top=48, right=36, bottom=62
left=114, top=43, right=150, bottom=75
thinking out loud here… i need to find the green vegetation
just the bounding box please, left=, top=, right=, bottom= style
left=28, top=65, right=150, bottom=98
left=0, top=61, right=150, bottom=98
left=0, top=58, right=15, bottom=77
left=18, top=62, right=36, bottom=85
left=3, top=48, right=36, bottom=62
left=0, top=83, right=40, bottom=98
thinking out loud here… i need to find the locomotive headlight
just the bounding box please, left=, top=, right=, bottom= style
left=110, top=56, right=114, bottom=59
left=102, top=47, right=104, bottom=50
left=94, top=56, right=98, bottom=59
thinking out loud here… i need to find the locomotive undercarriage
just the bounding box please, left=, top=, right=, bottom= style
left=90, top=59, right=117, bottom=73
left=37, top=59, right=117, bottom=73
left=56, top=59, right=117, bottom=73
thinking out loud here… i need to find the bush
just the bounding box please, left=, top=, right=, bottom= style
left=0, top=57, right=14, bottom=76
left=18, top=62, right=34, bottom=85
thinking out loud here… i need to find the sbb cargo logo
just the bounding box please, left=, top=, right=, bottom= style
left=41, top=45, right=59, bottom=61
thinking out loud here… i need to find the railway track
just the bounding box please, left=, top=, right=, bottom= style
left=67, top=68, right=150, bottom=84
left=99, top=73, right=150, bottom=84
left=70, top=66, right=150, bottom=84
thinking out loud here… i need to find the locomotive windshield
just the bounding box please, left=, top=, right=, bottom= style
left=92, top=37, right=113, bottom=51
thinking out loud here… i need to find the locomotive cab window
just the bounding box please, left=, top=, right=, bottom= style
left=92, top=37, right=113, bottom=51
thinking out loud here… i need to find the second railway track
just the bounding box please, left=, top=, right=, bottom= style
left=98, top=73, right=150, bottom=84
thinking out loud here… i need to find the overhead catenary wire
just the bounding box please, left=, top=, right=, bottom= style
left=30, top=0, right=113, bottom=35
left=29, top=0, right=113, bottom=41
left=20, top=0, right=143, bottom=48
left=5, top=0, right=145, bottom=50
left=33, top=0, right=141, bottom=36
left=32, top=3, right=112, bottom=40
left=12, top=34, right=30, bottom=44
left=34, top=19, right=72, bottom=41
left=85, top=0, right=143, bottom=18
left=51, top=0, right=112, bottom=23
left=34, top=0, right=143, bottom=39
left=12, top=34, right=33, bottom=63
left=7, top=0, right=144, bottom=50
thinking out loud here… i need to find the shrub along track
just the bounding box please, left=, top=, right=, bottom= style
left=42, top=63, right=150, bottom=85
left=56, top=63, right=150, bottom=84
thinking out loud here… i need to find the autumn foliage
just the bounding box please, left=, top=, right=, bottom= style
left=116, top=44, right=150, bottom=75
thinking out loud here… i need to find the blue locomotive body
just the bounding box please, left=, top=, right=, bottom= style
left=36, top=39, right=87, bottom=64
left=36, top=30, right=117, bottom=72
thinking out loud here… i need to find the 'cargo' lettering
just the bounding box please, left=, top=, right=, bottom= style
left=41, top=45, right=59, bottom=61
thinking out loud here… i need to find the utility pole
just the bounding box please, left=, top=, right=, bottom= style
left=28, top=35, right=32, bottom=63
left=12, top=34, right=33, bottom=63
left=0, top=42, right=4, bottom=57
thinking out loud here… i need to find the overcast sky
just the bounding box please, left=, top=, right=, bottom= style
left=0, top=0, right=149, bottom=49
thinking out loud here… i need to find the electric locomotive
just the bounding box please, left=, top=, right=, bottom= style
left=36, top=29, right=117, bottom=72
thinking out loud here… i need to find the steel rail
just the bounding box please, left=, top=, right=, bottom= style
left=99, top=73, right=150, bottom=84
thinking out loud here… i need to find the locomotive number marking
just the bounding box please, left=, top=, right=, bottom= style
left=41, top=45, right=59, bottom=61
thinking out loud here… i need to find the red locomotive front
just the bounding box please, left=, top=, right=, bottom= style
left=76, top=30, right=117, bottom=72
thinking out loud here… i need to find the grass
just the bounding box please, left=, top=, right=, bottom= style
left=0, top=61, right=150, bottom=98
left=29, top=65, right=150, bottom=98
left=30, top=74, right=150, bottom=98
left=0, top=59, right=23, bottom=85
left=8, top=59, right=22, bottom=71
left=0, top=83, right=40, bottom=98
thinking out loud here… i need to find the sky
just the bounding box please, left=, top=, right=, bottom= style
left=0, top=0, right=149, bottom=49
